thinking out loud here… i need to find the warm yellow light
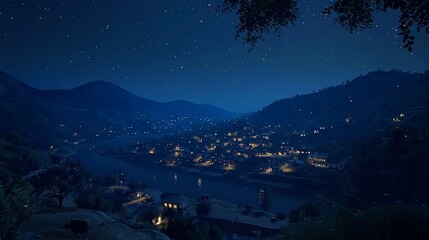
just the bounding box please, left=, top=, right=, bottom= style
left=154, top=216, right=162, bottom=225
left=281, top=164, right=295, bottom=173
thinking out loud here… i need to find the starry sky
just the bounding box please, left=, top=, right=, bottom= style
left=0, top=0, right=428, bottom=113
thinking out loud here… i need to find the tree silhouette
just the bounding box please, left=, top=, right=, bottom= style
left=0, top=178, right=34, bottom=239
left=32, top=161, right=85, bottom=208
left=221, top=0, right=429, bottom=51
left=196, top=201, right=211, bottom=218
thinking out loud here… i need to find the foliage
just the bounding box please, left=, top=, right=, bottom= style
left=221, top=0, right=299, bottom=47
left=0, top=167, right=11, bottom=183
left=138, top=208, right=156, bottom=225
left=324, top=0, right=429, bottom=52
left=208, top=225, right=223, bottom=240
left=103, top=173, right=117, bottom=187
left=252, top=70, right=429, bottom=136
left=164, top=216, right=200, bottom=240
left=0, top=137, right=51, bottom=178
left=196, top=201, right=212, bottom=218
left=0, top=178, right=35, bottom=239
left=221, top=0, right=429, bottom=51
left=274, top=204, right=429, bottom=240
left=74, top=189, right=114, bottom=212
left=199, top=222, right=223, bottom=240
left=346, top=125, right=429, bottom=207
left=163, top=216, right=222, bottom=240
left=31, top=160, right=86, bottom=208
left=288, top=203, right=321, bottom=223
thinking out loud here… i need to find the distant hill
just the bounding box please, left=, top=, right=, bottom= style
left=244, top=69, right=429, bottom=207
left=0, top=71, right=234, bottom=141
left=249, top=70, right=429, bottom=137
left=331, top=105, right=429, bottom=208
left=34, top=80, right=160, bottom=117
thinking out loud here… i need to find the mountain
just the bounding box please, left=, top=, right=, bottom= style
left=35, top=80, right=159, bottom=116
left=248, top=70, right=429, bottom=138
left=161, top=100, right=234, bottom=117
left=0, top=72, right=66, bottom=138
left=324, top=103, right=429, bottom=209
left=229, top=69, right=429, bottom=207
left=35, top=80, right=233, bottom=120
left=0, top=71, right=234, bottom=141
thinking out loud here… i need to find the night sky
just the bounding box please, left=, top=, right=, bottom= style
left=0, top=0, right=428, bottom=113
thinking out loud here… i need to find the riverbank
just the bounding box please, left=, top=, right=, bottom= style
left=69, top=137, right=311, bottom=214
left=111, top=150, right=315, bottom=198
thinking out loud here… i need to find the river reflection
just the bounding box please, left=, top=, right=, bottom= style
left=198, top=177, right=202, bottom=188
left=71, top=138, right=309, bottom=213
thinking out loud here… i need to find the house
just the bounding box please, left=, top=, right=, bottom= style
left=307, top=152, right=329, bottom=168
left=163, top=195, right=187, bottom=213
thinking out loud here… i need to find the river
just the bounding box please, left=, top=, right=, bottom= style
left=69, top=136, right=310, bottom=214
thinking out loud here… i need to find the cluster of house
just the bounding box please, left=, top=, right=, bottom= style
left=134, top=122, right=333, bottom=175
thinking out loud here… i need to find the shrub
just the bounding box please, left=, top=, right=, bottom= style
left=277, top=204, right=429, bottom=240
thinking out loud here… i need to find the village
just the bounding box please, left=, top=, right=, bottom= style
left=129, top=120, right=338, bottom=179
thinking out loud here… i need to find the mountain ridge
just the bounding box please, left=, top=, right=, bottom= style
left=0, top=71, right=233, bottom=113
left=0, top=71, right=234, bottom=141
left=249, top=69, right=429, bottom=128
